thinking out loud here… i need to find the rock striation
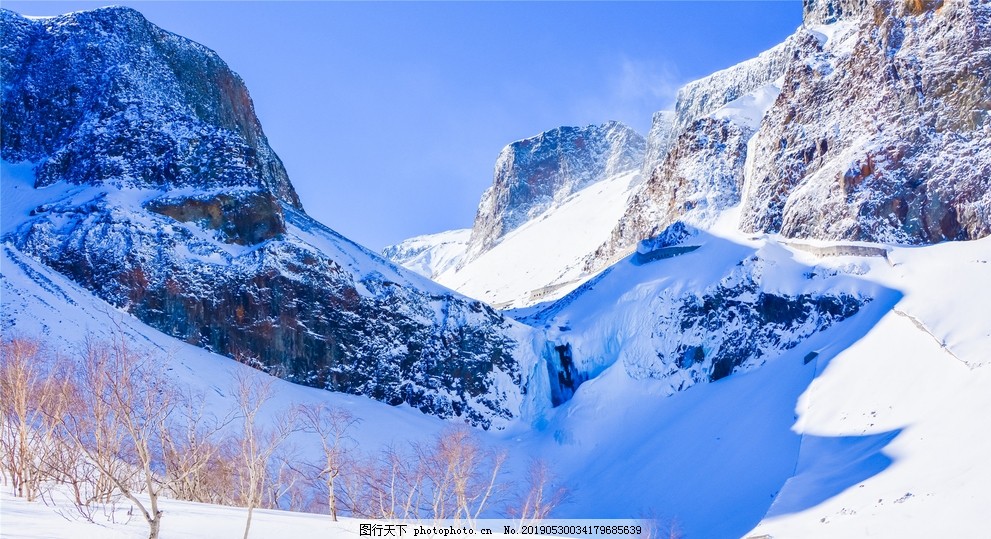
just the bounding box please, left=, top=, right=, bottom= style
left=803, top=0, right=869, bottom=25
left=740, top=0, right=991, bottom=243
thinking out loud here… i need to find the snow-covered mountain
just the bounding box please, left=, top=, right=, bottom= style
left=385, top=122, right=647, bottom=307
left=740, top=0, right=991, bottom=243
left=380, top=228, right=470, bottom=279
left=528, top=232, right=991, bottom=538
left=0, top=7, right=539, bottom=429
left=461, top=121, right=645, bottom=263
left=4, top=1, right=991, bottom=537
left=391, top=0, right=989, bottom=309
left=8, top=175, right=991, bottom=537
left=436, top=170, right=642, bottom=309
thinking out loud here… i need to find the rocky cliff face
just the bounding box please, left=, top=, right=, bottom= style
left=0, top=7, right=533, bottom=429
left=588, top=0, right=989, bottom=274
left=462, top=121, right=645, bottom=263
left=803, top=0, right=869, bottom=24
left=582, top=36, right=797, bottom=273
left=667, top=37, right=797, bottom=147
left=589, top=118, right=755, bottom=271
left=740, top=0, right=991, bottom=243
left=640, top=111, right=676, bottom=179
left=0, top=7, right=300, bottom=208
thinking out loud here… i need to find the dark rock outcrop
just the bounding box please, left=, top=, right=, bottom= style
left=145, top=191, right=286, bottom=245
left=803, top=0, right=869, bottom=24
left=662, top=270, right=863, bottom=382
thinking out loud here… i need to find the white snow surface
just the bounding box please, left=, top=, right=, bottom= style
left=710, top=78, right=782, bottom=130
left=1, top=488, right=366, bottom=539
left=434, top=171, right=641, bottom=309
left=381, top=228, right=470, bottom=278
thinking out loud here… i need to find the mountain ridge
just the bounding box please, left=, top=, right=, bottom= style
left=0, top=6, right=538, bottom=429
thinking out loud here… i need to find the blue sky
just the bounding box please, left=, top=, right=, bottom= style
left=6, top=1, right=802, bottom=250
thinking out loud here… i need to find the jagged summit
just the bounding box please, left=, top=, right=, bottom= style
left=461, top=121, right=644, bottom=263
left=0, top=7, right=301, bottom=208
left=584, top=0, right=990, bottom=275
left=803, top=0, right=869, bottom=25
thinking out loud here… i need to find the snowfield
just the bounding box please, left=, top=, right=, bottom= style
left=381, top=228, right=471, bottom=279
left=1, top=489, right=363, bottom=539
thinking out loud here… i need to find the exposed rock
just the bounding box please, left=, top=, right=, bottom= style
left=145, top=190, right=286, bottom=245
left=0, top=7, right=301, bottom=208
left=582, top=36, right=797, bottom=274
left=532, top=244, right=869, bottom=406
left=587, top=117, right=754, bottom=272
left=667, top=36, right=797, bottom=145
left=803, top=0, right=870, bottom=24
left=0, top=7, right=533, bottom=428
left=15, top=197, right=526, bottom=428
left=636, top=221, right=699, bottom=252
left=640, top=111, right=676, bottom=179
left=645, top=268, right=863, bottom=382
left=462, top=121, right=644, bottom=263
left=740, top=0, right=991, bottom=243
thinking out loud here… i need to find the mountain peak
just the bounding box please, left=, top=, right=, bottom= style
left=462, top=121, right=645, bottom=263
left=0, top=6, right=302, bottom=209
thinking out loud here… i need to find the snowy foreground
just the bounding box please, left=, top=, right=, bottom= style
left=0, top=488, right=363, bottom=539
left=4, top=164, right=991, bottom=537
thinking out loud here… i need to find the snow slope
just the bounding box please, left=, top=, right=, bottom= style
left=748, top=238, right=991, bottom=537
left=510, top=216, right=991, bottom=536
left=381, top=228, right=470, bottom=279
left=1, top=152, right=536, bottom=428
left=434, top=171, right=640, bottom=309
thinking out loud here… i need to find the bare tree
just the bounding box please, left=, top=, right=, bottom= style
left=416, top=427, right=506, bottom=522
left=0, top=338, right=71, bottom=501
left=509, top=458, right=569, bottom=521
left=160, top=387, right=233, bottom=505
left=340, top=426, right=507, bottom=521
left=637, top=511, right=683, bottom=539
left=232, top=371, right=299, bottom=539
left=56, top=338, right=179, bottom=539
left=299, top=404, right=359, bottom=520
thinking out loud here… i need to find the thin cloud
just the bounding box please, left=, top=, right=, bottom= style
left=571, top=57, right=681, bottom=134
